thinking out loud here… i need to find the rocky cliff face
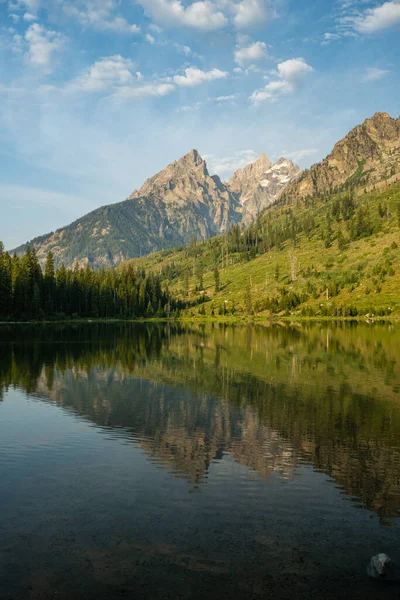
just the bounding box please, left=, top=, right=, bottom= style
left=227, top=154, right=301, bottom=223
left=12, top=150, right=243, bottom=269
left=129, top=149, right=241, bottom=236
left=12, top=149, right=297, bottom=269
left=282, top=112, right=400, bottom=201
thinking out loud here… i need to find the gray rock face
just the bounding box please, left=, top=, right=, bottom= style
left=281, top=112, right=400, bottom=202
left=12, top=149, right=299, bottom=269
left=128, top=149, right=241, bottom=236
left=227, top=154, right=301, bottom=224
left=367, top=553, right=395, bottom=579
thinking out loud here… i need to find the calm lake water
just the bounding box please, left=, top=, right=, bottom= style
left=1, top=322, right=400, bottom=600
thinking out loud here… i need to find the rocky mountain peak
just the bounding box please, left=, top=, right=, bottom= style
left=128, top=149, right=209, bottom=200
left=177, top=148, right=204, bottom=168
left=226, top=153, right=301, bottom=224
left=275, top=157, right=294, bottom=166
left=11, top=111, right=399, bottom=270
left=254, top=152, right=272, bottom=168
left=281, top=111, right=400, bottom=201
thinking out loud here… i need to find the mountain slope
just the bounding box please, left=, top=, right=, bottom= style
left=124, top=181, right=400, bottom=317
left=282, top=112, right=400, bottom=201
left=12, top=150, right=242, bottom=269
left=228, top=154, right=300, bottom=223
left=122, top=112, right=400, bottom=318
left=12, top=149, right=299, bottom=270
left=128, top=149, right=241, bottom=235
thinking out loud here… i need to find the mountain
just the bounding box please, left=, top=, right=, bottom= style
left=127, top=149, right=241, bottom=235
left=12, top=149, right=298, bottom=269
left=12, top=150, right=241, bottom=269
left=126, top=179, right=400, bottom=318
left=15, top=111, right=397, bottom=271
left=281, top=112, right=400, bottom=202
left=124, top=113, right=400, bottom=318
left=227, top=154, right=301, bottom=223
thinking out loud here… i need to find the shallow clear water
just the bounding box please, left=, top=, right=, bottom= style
left=0, top=322, right=400, bottom=599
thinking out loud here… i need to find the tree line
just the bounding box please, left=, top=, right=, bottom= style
left=0, top=243, right=177, bottom=321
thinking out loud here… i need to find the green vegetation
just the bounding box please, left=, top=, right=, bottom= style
left=1, top=321, right=400, bottom=519
left=2, top=183, right=400, bottom=322
left=124, top=183, right=400, bottom=319
left=0, top=244, right=176, bottom=321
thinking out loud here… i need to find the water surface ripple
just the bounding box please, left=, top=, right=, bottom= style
left=0, top=322, right=400, bottom=599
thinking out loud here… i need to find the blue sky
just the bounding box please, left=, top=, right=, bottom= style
left=0, top=0, right=399, bottom=249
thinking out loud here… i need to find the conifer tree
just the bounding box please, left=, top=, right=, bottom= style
left=214, top=265, right=220, bottom=293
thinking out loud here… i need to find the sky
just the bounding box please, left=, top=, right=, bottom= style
left=0, top=0, right=399, bottom=249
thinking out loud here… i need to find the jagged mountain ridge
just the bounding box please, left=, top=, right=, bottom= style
left=12, top=149, right=299, bottom=269
left=128, top=149, right=241, bottom=235
left=15, top=111, right=398, bottom=270
left=281, top=112, right=400, bottom=202
left=228, top=154, right=301, bottom=224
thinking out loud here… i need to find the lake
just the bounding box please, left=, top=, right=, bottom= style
left=0, top=322, right=400, bottom=599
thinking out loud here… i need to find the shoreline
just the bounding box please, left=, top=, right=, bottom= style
left=0, top=314, right=399, bottom=326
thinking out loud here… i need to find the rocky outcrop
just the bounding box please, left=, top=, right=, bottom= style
left=12, top=149, right=298, bottom=269
left=281, top=112, right=400, bottom=202
left=12, top=150, right=242, bottom=269
left=128, top=149, right=241, bottom=236
left=227, top=154, right=301, bottom=224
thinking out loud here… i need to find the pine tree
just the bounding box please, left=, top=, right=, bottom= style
left=44, top=251, right=56, bottom=314
left=0, top=243, right=12, bottom=317
left=184, top=269, right=189, bottom=296
left=245, top=282, right=253, bottom=315
left=214, top=265, right=220, bottom=293
left=325, top=213, right=333, bottom=248
left=32, top=282, right=42, bottom=319
left=337, top=228, right=347, bottom=251
left=274, top=263, right=280, bottom=281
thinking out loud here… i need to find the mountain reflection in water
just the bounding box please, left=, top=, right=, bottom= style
left=1, top=322, right=400, bottom=524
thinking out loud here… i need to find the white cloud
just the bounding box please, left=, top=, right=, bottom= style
left=24, top=23, right=65, bottom=72
left=363, top=66, right=391, bottom=81
left=280, top=148, right=319, bottom=162
left=250, top=57, right=313, bottom=103
left=145, top=33, right=155, bottom=43
left=149, top=23, right=163, bottom=33
left=115, top=83, right=175, bottom=99
left=173, top=43, right=193, bottom=55
left=7, top=0, right=39, bottom=12
left=138, top=0, right=227, bottom=30
left=216, top=94, right=238, bottom=101
left=23, top=12, right=36, bottom=21
left=9, top=13, right=20, bottom=23
left=178, top=101, right=203, bottom=111
left=234, top=40, right=269, bottom=67
left=41, top=53, right=176, bottom=100
left=13, top=0, right=141, bottom=34
left=323, top=32, right=340, bottom=41
left=350, top=1, right=400, bottom=33
left=7, top=32, right=24, bottom=55
left=277, top=58, right=313, bottom=82
left=62, top=1, right=141, bottom=34
left=71, top=55, right=136, bottom=92
left=233, top=0, right=275, bottom=28
left=173, top=67, right=228, bottom=86
left=205, top=149, right=258, bottom=177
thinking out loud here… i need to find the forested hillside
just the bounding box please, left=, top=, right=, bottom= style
left=0, top=245, right=176, bottom=321
left=1, top=181, right=399, bottom=321
left=124, top=182, right=400, bottom=318
left=12, top=150, right=298, bottom=270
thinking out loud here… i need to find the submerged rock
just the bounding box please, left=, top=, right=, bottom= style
left=367, top=554, right=395, bottom=579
